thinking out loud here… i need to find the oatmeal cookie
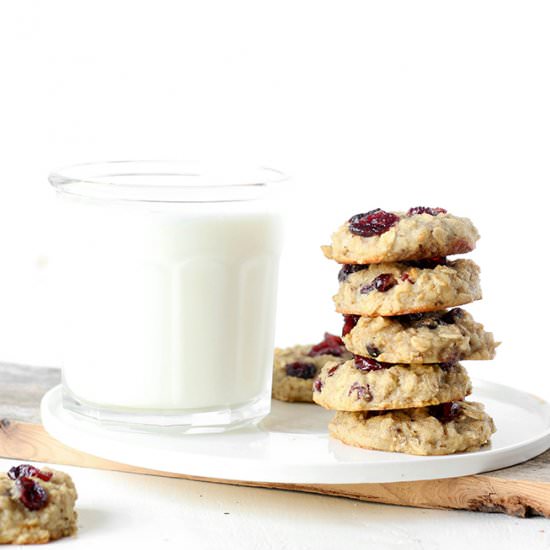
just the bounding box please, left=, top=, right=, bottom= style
left=322, top=207, right=479, bottom=264
left=312, top=357, right=471, bottom=411
left=0, top=464, right=78, bottom=544
left=272, top=333, right=352, bottom=402
left=342, top=308, right=498, bottom=364
left=329, top=401, right=496, bottom=455
left=334, top=258, right=481, bottom=316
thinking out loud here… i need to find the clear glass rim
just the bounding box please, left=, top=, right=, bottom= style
left=49, top=160, right=288, bottom=203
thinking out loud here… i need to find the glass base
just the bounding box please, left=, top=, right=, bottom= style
left=62, top=387, right=271, bottom=434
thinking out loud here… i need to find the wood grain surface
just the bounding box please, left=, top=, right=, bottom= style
left=1, top=363, right=549, bottom=518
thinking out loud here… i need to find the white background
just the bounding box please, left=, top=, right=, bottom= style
left=1, top=0, right=549, bottom=396
left=1, top=1, right=550, bottom=547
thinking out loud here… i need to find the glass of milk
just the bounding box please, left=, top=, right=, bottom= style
left=49, top=161, right=285, bottom=432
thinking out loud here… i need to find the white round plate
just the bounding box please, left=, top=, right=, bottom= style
left=41, top=380, right=550, bottom=484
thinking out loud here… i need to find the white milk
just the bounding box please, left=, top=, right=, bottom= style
left=52, top=192, right=282, bottom=427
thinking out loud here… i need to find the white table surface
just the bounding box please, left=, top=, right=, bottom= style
left=1, top=457, right=548, bottom=549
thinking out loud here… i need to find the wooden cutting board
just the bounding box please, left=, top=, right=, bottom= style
left=1, top=363, right=549, bottom=518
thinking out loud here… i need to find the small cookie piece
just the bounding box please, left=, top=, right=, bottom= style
left=334, top=258, right=481, bottom=316
left=272, top=333, right=352, bottom=402
left=342, top=308, right=498, bottom=364
left=329, top=401, right=496, bottom=455
left=0, top=464, right=78, bottom=544
left=322, top=207, right=479, bottom=264
left=313, top=357, right=471, bottom=411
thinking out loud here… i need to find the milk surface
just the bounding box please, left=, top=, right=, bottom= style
left=54, top=195, right=282, bottom=413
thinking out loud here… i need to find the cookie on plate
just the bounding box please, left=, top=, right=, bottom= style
left=272, top=333, right=352, bottom=402
left=329, top=401, right=496, bottom=455
left=312, top=357, right=471, bottom=411
left=0, top=464, right=78, bottom=544
left=322, top=207, right=479, bottom=264
left=334, top=258, right=481, bottom=316
left=342, top=308, right=498, bottom=364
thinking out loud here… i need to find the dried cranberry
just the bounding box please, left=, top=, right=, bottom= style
left=396, top=312, right=440, bottom=329
left=308, top=332, right=345, bottom=357
left=353, top=355, right=389, bottom=372
left=396, top=308, right=463, bottom=331
left=395, top=313, right=425, bottom=328
left=14, top=477, right=48, bottom=511
left=400, top=272, right=414, bottom=283
left=338, top=264, right=369, bottom=282
left=360, top=273, right=397, bottom=294
left=429, top=402, right=462, bottom=423
left=440, top=308, right=463, bottom=325
left=285, top=362, right=317, bottom=379
left=342, top=314, right=360, bottom=337
left=449, top=238, right=472, bottom=254
left=327, top=364, right=340, bottom=377
left=363, top=410, right=384, bottom=419
left=407, top=207, right=447, bottom=216
left=348, top=209, right=400, bottom=237
left=404, top=257, right=447, bottom=269
left=366, top=345, right=381, bottom=358
left=313, top=379, right=323, bottom=392
left=8, top=464, right=53, bottom=482
left=348, top=382, right=372, bottom=401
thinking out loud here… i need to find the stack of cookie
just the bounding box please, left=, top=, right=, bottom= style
left=315, top=207, right=498, bottom=455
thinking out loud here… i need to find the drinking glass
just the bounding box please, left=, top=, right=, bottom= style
left=49, top=161, right=285, bottom=432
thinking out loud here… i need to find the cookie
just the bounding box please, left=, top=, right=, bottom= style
left=322, top=207, right=479, bottom=264
left=0, top=465, right=78, bottom=544
left=342, top=308, right=498, bottom=364
left=329, top=401, right=496, bottom=455
left=312, top=357, right=471, bottom=411
left=334, top=258, right=481, bottom=316
left=272, top=333, right=352, bottom=402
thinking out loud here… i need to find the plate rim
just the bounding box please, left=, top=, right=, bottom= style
left=40, top=380, right=550, bottom=484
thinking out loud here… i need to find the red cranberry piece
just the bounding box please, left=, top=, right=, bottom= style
left=396, top=313, right=425, bottom=328
left=407, top=207, right=447, bottom=216
left=362, top=410, right=385, bottom=420
left=373, top=273, right=397, bottom=292
left=329, top=333, right=344, bottom=345
left=338, top=264, right=369, bottom=282
left=285, top=362, right=317, bottom=379
left=13, top=477, right=49, bottom=511
left=308, top=332, right=345, bottom=357
left=397, top=312, right=448, bottom=330
left=348, top=382, right=372, bottom=401
left=8, top=464, right=53, bottom=482
left=429, top=401, right=462, bottom=423
left=360, top=273, right=397, bottom=294
left=404, top=257, right=447, bottom=269
left=353, top=355, right=388, bottom=372
left=449, top=238, right=472, bottom=254
left=440, top=308, right=463, bottom=325
left=327, top=364, right=340, bottom=377
left=397, top=309, right=463, bottom=331
left=400, top=272, right=414, bottom=283
left=342, top=314, right=360, bottom=337
left=348, top=209, right=400, bottom=238
left=313, top=379, right=323, bottom=392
